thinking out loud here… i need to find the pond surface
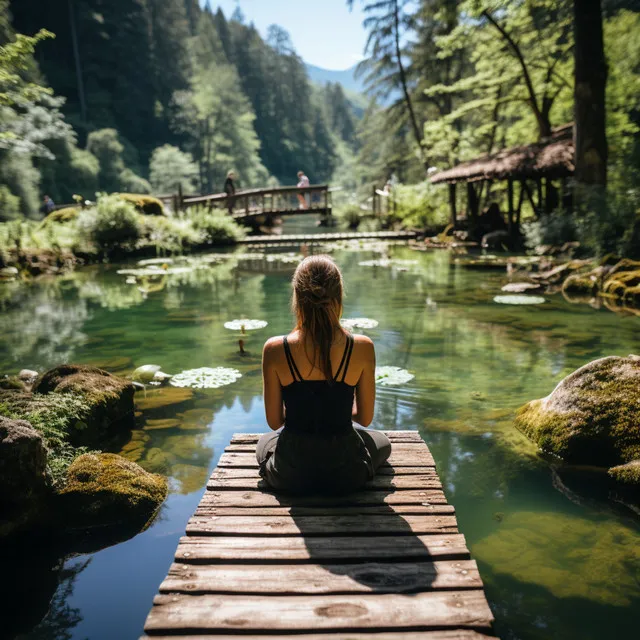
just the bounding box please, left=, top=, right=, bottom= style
left=2, top=228, right=640, bottom=640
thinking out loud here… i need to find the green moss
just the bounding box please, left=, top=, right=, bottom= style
left=608, top=460, right=640, bottom=485
left=57, top=453, right=167, bottom=528
left=562, top=272, right=598, bottom=298
left=39, top=207, right=80, bottom=227
left=514, top=357, right=640, bottom=469
left=116, top=193, right=164, bottom=216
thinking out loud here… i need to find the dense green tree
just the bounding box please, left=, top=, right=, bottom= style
left=149, top=144, right=198, bottom=194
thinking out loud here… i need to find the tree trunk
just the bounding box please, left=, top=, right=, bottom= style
left=68, top=0, right=87, bottom=125
left=573, top=0, right=608, bottom=186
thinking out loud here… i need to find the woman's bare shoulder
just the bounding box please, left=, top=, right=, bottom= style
left=263, top=335, right=285, bottom=357
left=352, top=334, right=374, bottom=348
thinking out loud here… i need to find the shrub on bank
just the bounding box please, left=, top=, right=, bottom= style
left=39, top=206, right=81, bottom=227
left=392, top=181, right=449, bottom=230
left=78, top=194, right=141, bottom=251
left=189, top=206, right=246, bottom=244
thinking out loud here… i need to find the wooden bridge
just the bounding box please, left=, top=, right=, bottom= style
left=178, top=185, right=332, bottom=223
left=142, top=431, right=495, bottom=639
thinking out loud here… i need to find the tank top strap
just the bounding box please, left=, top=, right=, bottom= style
left=335, top=333, right=354, bottom=382
left=283, top=336, right=303, bottom=382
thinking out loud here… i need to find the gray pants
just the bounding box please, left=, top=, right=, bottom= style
left=256, top=426, right=392, bottom=473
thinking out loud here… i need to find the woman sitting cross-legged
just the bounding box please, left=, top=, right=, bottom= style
left=257, top=255, right=391, bottom=494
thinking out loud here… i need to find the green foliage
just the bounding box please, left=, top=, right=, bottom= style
left=149, top=145, right=198, bottom=194
left=523, top=214, right=578, bottom=251
left=188, top=206, right=246, bottom=244
left=139, top=215, right=201, bottom=253
left=116, top=193, right=164, bottom=216
left=78, top=194, right=141, bottom=251
left=40, top=206, right=80, bottom=226
left=0, top=392, right=92, bottom=485
left=393, top=182, right=449, bottom=229
left=0, top=184, right=20, bottom=221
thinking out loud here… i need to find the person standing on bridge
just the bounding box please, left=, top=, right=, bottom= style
left=224, top=170, right=236, bottom=214
left=296, top=170, right=310, bottom=210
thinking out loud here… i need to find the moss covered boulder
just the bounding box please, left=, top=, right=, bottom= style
left=33, top=365, right=135, bottom=445
left=515, top=356, right=640, bottom=483
left=57, top=453, right=167, bottom=529
left=0, top=417, right=49, bottom=537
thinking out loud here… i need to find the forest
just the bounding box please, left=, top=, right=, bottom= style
left=0, top=0, right=639, bottom=255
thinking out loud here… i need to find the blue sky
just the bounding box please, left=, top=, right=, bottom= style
left=207, top=1, right=368, bottom=70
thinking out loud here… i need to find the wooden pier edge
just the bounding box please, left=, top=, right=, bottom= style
left=142, top=430, right=496, bottom=638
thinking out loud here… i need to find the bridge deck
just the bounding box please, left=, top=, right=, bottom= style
left=142, top=431, right=495, bottom=639
left=239, top=230, right=418, bottom=245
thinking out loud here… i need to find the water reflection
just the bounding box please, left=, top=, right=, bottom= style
left=1, top=245, right=640, bottom=639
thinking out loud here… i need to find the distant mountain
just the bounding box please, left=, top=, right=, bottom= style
left=305, top=63, right=366, bottom=95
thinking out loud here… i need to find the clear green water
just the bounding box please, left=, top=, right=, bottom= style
left=2, top=229, right=640, bottom=639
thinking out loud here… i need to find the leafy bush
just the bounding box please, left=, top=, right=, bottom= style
left=140, top=215, right=201, bottom=253
left=523, top=212, right=578, bottom=251
left=335, top=203, right=364, bottom=229
left=78, top=194, right=141, bottom=251
left=117, top=193, right=164, bottom=216
left=0, top=185, right=21, bottom=222
left=393, top=181, right=449, bottom=229
left=119, top=169, right=152, bottom=195
left=189, top=206, right=246, bottom=244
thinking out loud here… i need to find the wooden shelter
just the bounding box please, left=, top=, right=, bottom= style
left=430, top=124, right=575, bottom=232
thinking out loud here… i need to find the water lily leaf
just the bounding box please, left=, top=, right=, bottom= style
left=132, top=364, right=162, bottom=382
left=224, top=319, right=268, bottom=331
left=138, top=257, right=174, bottom=266
left=358, top=259, right=418, bottom=268
left=125, top=276, right=136, bottom=285
left=375, top=366, right=415, bottom=386
left=265, top=253, right=303, bottom=264
left=493, top=295, right=546, bottom=305
left=341, top=317, right=379, bottom=330
left=169, top=367, right=242, bottom=389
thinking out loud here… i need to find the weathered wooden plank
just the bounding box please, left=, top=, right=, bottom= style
left=175, top=534, right=469, bottom=563
left=230, top=431, right=423, bottom=445
left=207, top=474, right=443, bottom=492
left=145, top=633, right=494, bottom=640
left=211, top=466, right=438, bottom=479
left=144, top=591, right=494, bottom=634
left=225, top=442, right=428, bottom=453
left=218, top=449, right=435, bottom=469
left=186, top=514, right=458, bottom=536
left=160, top=560, right=482, bottom=594
left=194, top=504, right=456, bottom=517
left=200, top=489, right=448, bottom=508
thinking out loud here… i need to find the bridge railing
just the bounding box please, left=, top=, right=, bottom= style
left=181, top=184, right=331, bottom=218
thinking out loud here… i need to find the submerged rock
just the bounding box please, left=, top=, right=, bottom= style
left=33, top=365, right=135, bottom=445
left=515, top=356, right=640, bottom=483
left=57, top=453, right=167, bottom=529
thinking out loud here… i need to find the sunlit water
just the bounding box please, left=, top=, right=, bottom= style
left=2, top=222, right=640, bottom=640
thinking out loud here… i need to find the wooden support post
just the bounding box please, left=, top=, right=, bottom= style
left=516, top=182, right=525, bottom=226
left=521, top=180, right=537, bottom=218
left=324, top=188, right=328, bottom=214
left=467, top=182, right=478, bottom=219
left=537, top=179, right=543, bottom=214
left=244, top=194, right=249, bottom=216
left=178, top=182, right=184, bottom=212
left=448, top=183, right=457, bottom=227
left=507, top=179, right=514, bottom=234
left=261, top=193, right=265, bottom=215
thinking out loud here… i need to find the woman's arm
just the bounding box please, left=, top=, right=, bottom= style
left=353, top=337, right=376, bottom=427
left=262, top=337, right=285, bottom=431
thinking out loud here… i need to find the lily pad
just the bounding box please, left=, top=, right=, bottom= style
left=493, top=295, right=546, bottom=305
left=358, top=259, right=418, bottom=268
left=138, top=257, right=174, bottom=266
left=501, top=282, right=542, bottom=294
left=375, top=366, right=415, bottom=386
left=223, top=319, right=268, bottom=331
left=170, top=367, right=242, bottom=389
left=341, top=317, right=379, bottom=330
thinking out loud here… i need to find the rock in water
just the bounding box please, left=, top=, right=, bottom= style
left=57, top=453, right=167, bottom=529
left=0, top=417, right=48, bottom=537
left=515, top=356, right=640, bottom=483
left=32, top=365, right=135, bottom=445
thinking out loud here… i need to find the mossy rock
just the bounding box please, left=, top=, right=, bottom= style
left=57, top=453, right=167, bottom=529
left=39, top=207, right=80, bottom=227
left=116, top=193, right=164, bottom=216
left=602, top=269, right=640, bottom=308
left=515, top=356, right=640, bottom=480
left=608, top=460, right=640, bottom=485
left=33, top=365, right=135, bottom=446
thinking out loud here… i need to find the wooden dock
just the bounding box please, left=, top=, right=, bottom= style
left=239, top=230, right=418, bottom=245
left=142, top=431, right=495, bottom=639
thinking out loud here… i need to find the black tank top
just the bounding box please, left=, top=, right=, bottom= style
left=281, top=333, right=355, bottom=435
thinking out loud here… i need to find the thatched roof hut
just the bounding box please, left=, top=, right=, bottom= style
left=430, top=125, right=574, bottom=185
left=429, top=124, right=575, bottom=231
